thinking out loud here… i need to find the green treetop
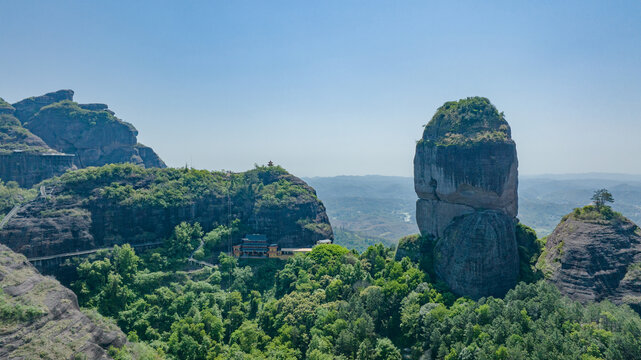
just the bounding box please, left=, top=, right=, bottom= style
left=592, top=188, right=614, bottom=209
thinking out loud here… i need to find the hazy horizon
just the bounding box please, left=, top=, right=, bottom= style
left=2, top=1, right=640, bottom=177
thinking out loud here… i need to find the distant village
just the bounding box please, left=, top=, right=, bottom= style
left=233, top=234, right=332, bottom=259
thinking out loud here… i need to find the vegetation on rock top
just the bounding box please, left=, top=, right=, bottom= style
left=34, top=100, right=137, bottom=132
left=563, top=204, right=627, bottom=224
left=44, top=163, right=318, bottom=211
left=420, top=97, right=511, bottom=146
left=0, top=113, right=52, bottom=154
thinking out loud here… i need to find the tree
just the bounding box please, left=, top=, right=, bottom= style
left=592, top=189, right=614, bottom=209
left=373, top=338, right=401, bottom=360
left=112, top=244, right=140, bottom=283
left=167, top=222, right=204, bottom=259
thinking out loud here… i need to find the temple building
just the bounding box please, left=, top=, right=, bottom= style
left=233, top=234, right=331, bottom=259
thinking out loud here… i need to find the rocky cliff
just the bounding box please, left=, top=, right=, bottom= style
left=12, top=90, right=165, bottom=169
left=0, top=90, right=166, bottom=187
left=414, top=97, right=519, bottom=298
left=0, top=164, right=332, bottom=274
left=539, top=205, right=641, bottom=312
left=0, top=96, right=77, bottom=187
left=0, top=152, right=76, bottom=188
left=0, top=244, right=127, bottom=359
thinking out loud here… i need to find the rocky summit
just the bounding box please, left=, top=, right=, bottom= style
left=539, top=205, right=641, bottom=312
left=414, top=97, right=519, bottom=298
left=0, top=90, right=165, bottom=187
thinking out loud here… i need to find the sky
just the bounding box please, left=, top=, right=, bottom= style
left=1, top=0, right=640, bottom=177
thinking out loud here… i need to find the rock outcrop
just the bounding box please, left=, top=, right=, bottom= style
left=12, top=89, right=74, bottom=121
left=0, top=96, right=77, bottom=187
left=0, top=244, right=127, bottom=359
left=0, top=164, right=332, bottom=276
left=0, top=97, right=52, bottom=154
left=0, top=90, right=166, bottom=187
left=539, top=206, right=641, bottom=312
left=12, top=90, right=166, bottom=169
left=414, top=97, right=519, bottom=298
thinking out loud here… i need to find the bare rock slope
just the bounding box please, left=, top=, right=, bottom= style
left=0, top=244, right=126, bottom=359
left=414, top=97, right=519, bottom=298
left=539, top=206, right=641, bottom=312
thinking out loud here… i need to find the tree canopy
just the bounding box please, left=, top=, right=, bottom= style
left=61, top=222, right=641, bottom=360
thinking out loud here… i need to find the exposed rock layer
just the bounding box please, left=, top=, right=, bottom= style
left=0, top=152, right=76, bottom=188
left=414, top=97, right=519, bottom=298
left=0, top=244, right=126, bottom=359
left=541, top=209, right=641, bottom=312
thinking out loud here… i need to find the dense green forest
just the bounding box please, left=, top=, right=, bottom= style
left=65, top=222, right=641, bottom=360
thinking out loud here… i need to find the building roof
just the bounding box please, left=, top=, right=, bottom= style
left=244, top=234, right=268, bottom=242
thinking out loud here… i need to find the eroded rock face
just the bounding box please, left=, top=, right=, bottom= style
left=541, top=208, right=641, bottom=312
left=434, top=210, right=519, bottom=298
left=0, top=90, right=166, bottom=187
left=414, top=97, right=519, bottom=298
left=0, top=97, right=77, bottom=187
left=11, top=90, right=166, bottom=170
left=0, top=152, right=76, bottom=188
left=414, top=141, right=518, bottom=220
left=416, top=199, right=474, bottom=238
left=0, top=244, right=126, bottom=359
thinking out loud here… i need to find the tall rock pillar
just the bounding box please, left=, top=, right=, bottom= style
left=414, top=97, right=519, bottom=298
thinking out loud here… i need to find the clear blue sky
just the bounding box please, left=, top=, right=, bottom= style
left=1, top=1, right=640, bottom=177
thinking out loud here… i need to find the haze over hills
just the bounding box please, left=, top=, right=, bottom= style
left=1, top=93, right=641, bottom=359
left=307, top=173, right=641, bottom=247
left=303, top=175, right=417, bottom=251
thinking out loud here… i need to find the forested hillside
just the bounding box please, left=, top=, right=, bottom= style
left=60, top=233, right=641, bottom=360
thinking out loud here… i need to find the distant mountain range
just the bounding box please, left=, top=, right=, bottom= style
left=305, top=173, right=641, bottom=248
